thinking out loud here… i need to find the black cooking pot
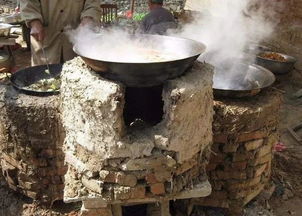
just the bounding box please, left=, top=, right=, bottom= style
left=213, top=63, right=276, bottom=98
left=73, top=34, right=206, bottom=87
left=10, top=64, right=62, bottom=96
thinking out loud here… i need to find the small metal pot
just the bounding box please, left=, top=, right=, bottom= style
left=256, top=51, right=297, bottom=74
left=0, top=23, right=12, bottom=37
left=245, top=43, right=271, bottom=54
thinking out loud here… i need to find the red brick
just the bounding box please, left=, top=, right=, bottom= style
left=215, top=171, right=247, bottom=180
left=212, top=181, right=224, bottom=190
left=237, top=131, right=267, bottom=142
left=42, top=178, right=50, bottom=185
left=210, top=154, right=224, bottom=163
left=214, top=134, right=228, bottom=143
left=99, top=171, right=137, bottom=187
left=233, top=152, right=254, bottom=162
left=223, top=143, right=239, bottom=153
left=228, top=176, right=261, bottom=191
left=57, top=166, right=68, bottom=176
left=150, top=183, right=165, bottom=195
left=210, top=191, right=228, bottom=200
left=145, top=173, right=158, bottom=184
left=232, top=161, right=247, bottom=170
left=40, top=149, right=54, bottom=158
left=206, top=163, right=217, bottom=172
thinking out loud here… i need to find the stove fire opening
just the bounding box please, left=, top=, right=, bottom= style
left=123, top=85, right=164, bottom=127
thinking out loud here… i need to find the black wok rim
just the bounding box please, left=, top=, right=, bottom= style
left=10, top=64, right=62, bottom=96
left=73, top=35, right=206, bottom=64
left=213, top=64, right=276, bottom=92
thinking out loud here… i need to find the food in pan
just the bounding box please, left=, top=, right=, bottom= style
left=94, top=46, right=179, bottom=63
left=24, top=77, right=60, bottom=92
left=259, top=52, right=286, bottom=62
left=142, top=49, right=177, bottom=62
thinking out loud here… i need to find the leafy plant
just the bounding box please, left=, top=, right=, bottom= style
left=132, top=13, right=147, bottom=21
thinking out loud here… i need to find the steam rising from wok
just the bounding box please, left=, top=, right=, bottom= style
left=66, top=26, right=199, bottom=63
left=172, top=0, right=281, bottom=90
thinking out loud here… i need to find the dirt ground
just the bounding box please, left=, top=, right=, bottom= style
left=1, top=32, right=302, bottom=216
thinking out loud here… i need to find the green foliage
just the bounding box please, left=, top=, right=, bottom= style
left=133, top=13, right=147, bottom=21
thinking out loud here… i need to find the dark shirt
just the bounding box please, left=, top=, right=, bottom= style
left=140, top=7, right=177, bottom=35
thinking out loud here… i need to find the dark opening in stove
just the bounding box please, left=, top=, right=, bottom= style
left=123, top=85, right=164, bottom=127
left=123, top=204, right=147, bottom=216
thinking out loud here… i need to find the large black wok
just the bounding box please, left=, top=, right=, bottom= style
left=73, top=34, right=206, bottom=87
left=213, top=63, right=276, bottom=98
left=10, top=64, right=62, bottom=96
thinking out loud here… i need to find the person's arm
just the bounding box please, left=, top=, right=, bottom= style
left=20, top=0, right=44, bottom=41
left=20, top=0, right=43, bottom=25
left=80, top=0, right=101, bottom=24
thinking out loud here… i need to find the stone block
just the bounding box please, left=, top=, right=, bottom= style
left=82, top=177, right=103, bottom=194
left=114, top=185, right=146, bottom=200
left=83, top=200, right=108, bottom=209
left=99, top=171, right=137, bottom=187
left=175, top=157, right=198, bottom=175
left=61, top=58, right=213, bottom=163
left=120, top=155, right=176, bottom=171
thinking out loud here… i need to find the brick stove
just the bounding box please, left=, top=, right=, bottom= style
left=60, top=57, right=214, bottom=215
left=0, top=85, right=65, bottom=203
left=192, top=90, right=282, bottom=215
left=0, top=56, right=281, bottom=215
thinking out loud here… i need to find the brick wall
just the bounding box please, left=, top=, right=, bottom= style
left=192, top=90, right=282, bottom=215
left=0, top=85, right=66, bottom=204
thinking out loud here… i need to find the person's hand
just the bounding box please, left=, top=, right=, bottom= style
left=30, top=20, right=45, bottom=42
left=80, top=16, right=94, bottom=26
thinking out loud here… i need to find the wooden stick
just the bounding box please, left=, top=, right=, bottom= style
left=130, top=0, right=135, bottom=16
